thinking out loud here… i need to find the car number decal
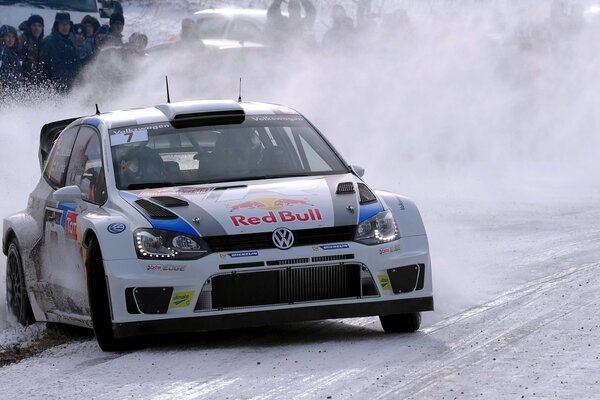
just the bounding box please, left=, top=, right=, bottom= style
left=109, top=128, right=148, bottom=146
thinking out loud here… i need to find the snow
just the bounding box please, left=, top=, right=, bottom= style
left=2, top=0, right=600, bottom=397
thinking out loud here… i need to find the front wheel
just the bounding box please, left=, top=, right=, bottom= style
left=6, top=239, right=35, bottom=325
left=379, top=312, right=421, bottom=333
left=87, top=238, right=129, bottom=351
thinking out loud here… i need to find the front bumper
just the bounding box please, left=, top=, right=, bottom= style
left=113, top=296, right=434, bottom=338
left=104, top=235, right=433, bottom=335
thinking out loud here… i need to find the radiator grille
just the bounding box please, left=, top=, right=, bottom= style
left=204, top=225, right=355, bottom=252
left=204, top=264, right=362, bottom=310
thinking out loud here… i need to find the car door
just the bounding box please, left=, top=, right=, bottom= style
left=42, top=125, right=107, bottom=318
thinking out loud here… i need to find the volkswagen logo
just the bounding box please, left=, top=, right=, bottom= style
left=272, top=228, right=294, bottom=250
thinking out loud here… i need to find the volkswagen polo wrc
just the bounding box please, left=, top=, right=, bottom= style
left=4, top=100, right=433, bottom=351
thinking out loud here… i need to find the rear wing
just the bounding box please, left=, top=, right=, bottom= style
left=39, top=117, right=80, bottom=171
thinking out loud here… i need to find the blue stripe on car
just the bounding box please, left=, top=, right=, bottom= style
left=81, top=117, right=101, bottom=127
left=358, top=201, right=384, bottom=223
left=119, top=191, right=199, bottom=237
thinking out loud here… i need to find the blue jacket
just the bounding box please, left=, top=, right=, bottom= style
left=42, top=27, right=81, bottom=91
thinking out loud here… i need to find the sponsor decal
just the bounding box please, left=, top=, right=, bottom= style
left=312, top=245, right=319, bottom=252
left=65, top=211, right=78, bottom=241
left=319, top=244, right=350, bottom=251
left=231, top=209, right=323, bottom=227
left=398, top=198, right=406, bottom=211
left=170, top=290, right=195, bottom=308
left=379, top=244, right=401, bottom=255
left=229, top=197, right=313, bottom=212
left=228, top=251, right=259, bottom=258
left=250, top=116, right=303, bottom=122
left=378, top=275, right=391, bottom=291
left=147, top=265, right=186, bottom=272
left=107, top=223, right=126, bottom=234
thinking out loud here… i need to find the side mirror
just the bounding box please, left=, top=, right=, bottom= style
left=53, top=185, right=82, bottom=203
left=350, top=165, right=365, bottom=178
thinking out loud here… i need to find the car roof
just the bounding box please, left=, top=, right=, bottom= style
left=79, top=100, right=300, bottom=130
left=192, top=8, right=268, bottom=19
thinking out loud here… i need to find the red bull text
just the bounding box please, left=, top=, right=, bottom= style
left=230, top=209, right=323, bottom=226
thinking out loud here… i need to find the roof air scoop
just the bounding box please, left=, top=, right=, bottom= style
left=155, top=100, right=245, bottom=129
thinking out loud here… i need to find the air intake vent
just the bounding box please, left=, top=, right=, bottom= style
left=357, top=183, right=377, bottom=204
left=150, top=196, right=189, bottom=207
left=135, top=199, right=178, bottom=219
left=312, top=254, right=355, bottom=263
left=267, top=258, right=310, bottom=266
left=336, top=182, right=355, bottom=194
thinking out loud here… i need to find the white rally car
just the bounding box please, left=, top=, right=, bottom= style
left=4, top=100, right=433, bottom=351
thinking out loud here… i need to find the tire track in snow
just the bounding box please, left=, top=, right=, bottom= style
left=371, top=262, right=600, bottom=399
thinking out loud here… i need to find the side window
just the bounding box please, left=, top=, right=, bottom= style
left=44, top=127, right=79, bottom=188
left=66, top=126, right=107, bottom=204
left=228, top=20, right=263, bottom=42
left=196, top=16, right=227, bottom=39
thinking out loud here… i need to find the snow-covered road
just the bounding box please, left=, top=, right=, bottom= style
left=1, top=174, right=598, bottom=399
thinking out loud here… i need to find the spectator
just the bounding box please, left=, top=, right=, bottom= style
left=72, top=24, right=92, bottom=64
left=322, top=5, right=355, bottom=52
left=19, top=14, right=46, bottom=86
left=81, top=15, right=100, bottom=39
left=126, top=32, right=148, bottom=57
left=0, top=25, right=22, bottom=92
left=266, top=0, right=316, bottom=47
left=42, top=12, right=80, bottom=92
left=180, top=18, right=199, bottom=42
left=105, top=13, right=125, bottom=47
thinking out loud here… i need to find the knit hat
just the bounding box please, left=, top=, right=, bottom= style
left=73, top=24, right=85, bottom=35
left=27, top=14, right=44, bottom=27
left=54, top=12, right=71, bottom=23
left=109, top=13, right=124, bottom=25
left=0, top=25, right=18, bottom=37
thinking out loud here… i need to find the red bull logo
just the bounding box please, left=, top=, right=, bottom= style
left=231, top=209, right=323, bottom=227
left=229, top=197, right=313, bottom=212
left=65, top=211, right=78, bottom=241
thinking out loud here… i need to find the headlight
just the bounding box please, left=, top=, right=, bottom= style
left=134, top=229, right=209, bottom=260
left=354, top=210, right=399, bottom=245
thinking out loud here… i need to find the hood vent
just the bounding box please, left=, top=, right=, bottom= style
left=336, top=182, right=355, bottom=194
left=150, top=196, right=189, bottom=208
left=135, top=199, right=178, bottom=219
left=357, top=183, right=377, bottom=204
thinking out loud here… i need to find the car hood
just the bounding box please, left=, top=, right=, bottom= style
left=119, top=174, right=384, bottom=237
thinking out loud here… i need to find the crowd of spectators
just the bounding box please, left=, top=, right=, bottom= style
left=0, top=0, right=413, bottom=98
left=0, top=11, right=148, bottom=96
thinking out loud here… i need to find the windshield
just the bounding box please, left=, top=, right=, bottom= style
left=0, top=0, right=98, bottom=12
left=110, top=115, right=348, bottom=190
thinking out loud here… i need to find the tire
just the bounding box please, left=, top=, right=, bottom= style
left=6, top=239, right=35, bottom=325
left=87, top=238, right=129, bottom=351
left=379, top=312, right=421, bottom=333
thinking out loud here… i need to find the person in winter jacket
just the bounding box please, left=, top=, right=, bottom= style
left=42, top=12, right=80, bottom=91
left=18, top=14, right=46, bottom=87
left=266, top=0, right=316, bottom=48
left=81, top=15, right=100, bottom=39
left=0, top=25, right=23, bottom=92
left=105, top=13, right=125, bottom=47
left=72, top=23, right=93, bottom=65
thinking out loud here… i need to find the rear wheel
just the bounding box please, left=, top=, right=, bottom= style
left=6, top=239, right=35, bottom=325
left=87, top=238, right=129, bottom=351
left=379, top=312, right=421, bottom=333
